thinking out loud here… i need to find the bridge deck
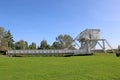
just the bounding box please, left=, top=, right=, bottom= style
left=6, top=49, right=90, bottom=56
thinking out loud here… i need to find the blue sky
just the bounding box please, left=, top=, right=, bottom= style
left=0, top=0, right=120, bottom=48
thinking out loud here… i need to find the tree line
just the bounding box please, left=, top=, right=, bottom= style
left=0, top=26, right=75, bottom=51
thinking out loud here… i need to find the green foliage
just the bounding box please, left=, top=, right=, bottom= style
left=0, top=54, right=120, bottom=80
left=0, top=27, right=5, bottom=36
left=51, top=41, right=62, bottom=49
left=7, top=30, right=14, bottom=49
left=55, top=34, right=75, bottom=49
left=39, top=40, right=50, bottom=49
left=0, top=27, right=15, bottom=51
left=29, top=42, right=36, bottom=49
left=0, top=26, right=76, bottom=50
left=14, top=40, right=28, bottom=50
left=0, top=27, right=10, bottom=51
left=118, top=45, right=120, bottom=52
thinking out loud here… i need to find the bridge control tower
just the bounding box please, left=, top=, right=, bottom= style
left=72, top=29, right=114, bottom=54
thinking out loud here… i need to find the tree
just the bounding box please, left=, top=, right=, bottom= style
left=0, top=27, right=5, bottom=38
left=24, top=41, right=29, bottom=49
left=39, top=40, right=50, bottom=49
left=0, top=27, right=10, bottom=51
left=7, top=30, right=14, bottom=49
left=15, top=40, right=28, bottom=50
left=29, top=42, right=36, bottom=49
left=0, top=27, right=6, bottom=46
left=51, top=41, right=61, bottom=49
left=15, top=41, right=21, bottom=50
left=56, top=34, right=75, bottom=49
left=118, top=45, right=120, bottom=51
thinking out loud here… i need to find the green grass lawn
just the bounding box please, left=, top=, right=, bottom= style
left=0, top=53, right=120, bottom=80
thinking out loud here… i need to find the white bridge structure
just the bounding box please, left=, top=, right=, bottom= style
left=6, top=29, right=113, bottom=56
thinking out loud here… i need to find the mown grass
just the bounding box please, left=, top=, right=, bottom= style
left=0, top=53, right=120, bottom=80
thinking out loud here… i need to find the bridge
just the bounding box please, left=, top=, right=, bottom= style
left=6, top=29, right=113, bottom=56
